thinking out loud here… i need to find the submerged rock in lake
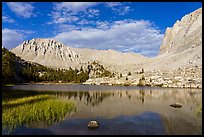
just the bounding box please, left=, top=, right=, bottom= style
left=88, top=120, right=99, bottom=129
left=170, top=103, right=182, bottom=108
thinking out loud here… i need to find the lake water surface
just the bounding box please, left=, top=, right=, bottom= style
left=2, top=84, right=202, bottom=135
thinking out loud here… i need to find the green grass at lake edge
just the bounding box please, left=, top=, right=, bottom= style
left=2, top=94, right=76, bottom=133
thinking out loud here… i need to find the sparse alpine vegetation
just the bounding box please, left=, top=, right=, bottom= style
left=87, top=61, right=114, bottom=78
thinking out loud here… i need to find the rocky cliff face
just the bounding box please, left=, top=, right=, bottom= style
left=11, top=38, right=82, bottom=69
left=159, top=8, right=202, bottom=55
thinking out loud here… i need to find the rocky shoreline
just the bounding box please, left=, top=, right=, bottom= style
left=84, top=79, right=202, bottom=89
left=84, top=66, right=202, bottom=89
left=15, top=65, right=201, bottom=89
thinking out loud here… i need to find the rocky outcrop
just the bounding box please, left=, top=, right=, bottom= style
left=159, top=8, right=202, bottom=55
left=11, top=38, right=82, bottom=69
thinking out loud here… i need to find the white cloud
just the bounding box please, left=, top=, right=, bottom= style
left=2, top=16, right=15, bottom=23
left=105, top=2, right=132, bottom=15
left=6, top=2, right=35, bottom=18
left=77, top=19, right=95, bottom=26
left=49, top=2, right=132, bottom=27
left=49, top=2, right=101, bottom=32
left=2, top=29, right=24, bottom=49
left=17, top=30, right=35, bottom=35
left=53, top=20, right=164, bottom=57
left=2, top=28, right=35, bottom=49
left=96, top=21, right=110, bottom=30
left=87, top=9, right=100, bottom=18
left=118, top=6, right=131, bottom=15
left=105, top=2, right=122, bottom=7
left=55, top=2, right=99, bottom=13
left=49, top=2, right=100, bottom=25
left=57, top=24, right=80, bottom=33
left=49, top=16, right=79, bottom=24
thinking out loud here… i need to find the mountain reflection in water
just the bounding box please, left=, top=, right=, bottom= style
left=4, top=85, right=202, bottom=135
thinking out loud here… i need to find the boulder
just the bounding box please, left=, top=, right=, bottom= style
left=170, top=103, right=182, bottom=108
left=88, top=120, right=99, bottom=129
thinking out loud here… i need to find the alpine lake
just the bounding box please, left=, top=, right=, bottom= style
left=2, top=84, right=202, bottom=135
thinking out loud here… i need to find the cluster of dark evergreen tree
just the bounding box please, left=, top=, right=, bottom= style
left=2, top=47, right=89, bottom=84
left=20, top=65, right=89, bottom=83
left=2, top=47, right=16, bottom=83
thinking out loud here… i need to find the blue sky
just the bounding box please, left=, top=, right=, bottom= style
left=2, top=2, right=202, bottom=57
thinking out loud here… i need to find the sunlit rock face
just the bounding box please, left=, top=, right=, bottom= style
left=143, top=8, right=202, bottom=72
left=11, top=38, right=82, bottom=69
left=159, top=8, right=202, bottom=55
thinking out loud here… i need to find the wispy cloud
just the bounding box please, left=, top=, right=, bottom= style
left=49, top=2, right=100, bottom=25
left=96, top=21, right=110, bottom=30
left=118, top=6, right=132, bottom=15
left=87, top=9, right=100, bottom=18
left=53, top=20, right=164, bottom=57
left=6, top=2, right=35, bottom=18
left=54, top=2, right=99, bottom=13
left=105, top=2, right=132, bottom=15
left=48, top=16, right=79, bottom=24
left=48, top=2, right=101, bottom=33
left=2, top=16, right=15, bottom=23
left=105, top=2, right=122, bottom=7
left=48, top=2, right=131, bottom=31
left=57, top=24, right=80, bottom=33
